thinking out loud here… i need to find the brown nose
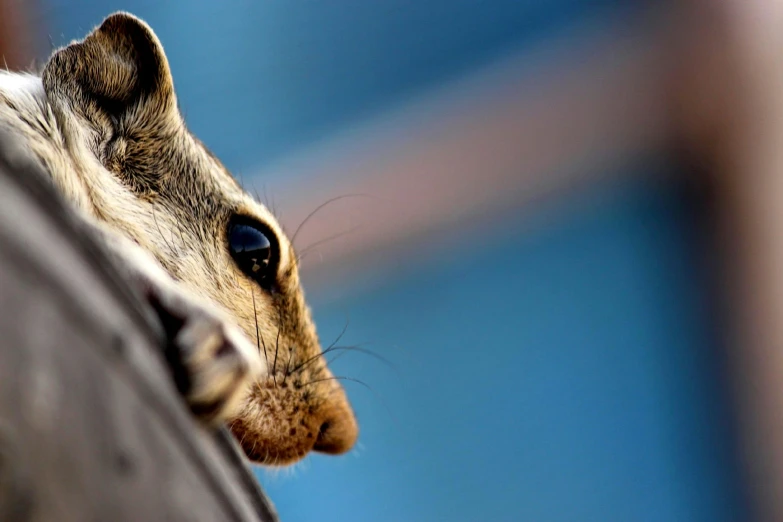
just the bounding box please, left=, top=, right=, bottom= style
left=312, top=402, right=358, bottom=455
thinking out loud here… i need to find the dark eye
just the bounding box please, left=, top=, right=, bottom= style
left=228, top=219, right=276, bottom=287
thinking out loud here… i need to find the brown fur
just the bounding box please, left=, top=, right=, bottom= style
left=0, top=12, right=357, bottom=465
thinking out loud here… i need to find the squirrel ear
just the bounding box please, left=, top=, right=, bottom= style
left=42, top=12, right=176, bottom=128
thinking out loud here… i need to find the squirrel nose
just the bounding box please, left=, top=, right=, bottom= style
left=312, top=403, right=358, bottom=455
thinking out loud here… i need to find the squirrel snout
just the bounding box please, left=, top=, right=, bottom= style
left=312, top=401, right=358, bottom=455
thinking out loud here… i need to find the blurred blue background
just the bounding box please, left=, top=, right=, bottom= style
left=43, top=0, right=635, bottom=171
left=28, top=0, right=750, bottom=520
left=288, top=169, right=746, bottom=522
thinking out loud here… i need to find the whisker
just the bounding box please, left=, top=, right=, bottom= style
left=251, top=288, right=269, bottom=368
left=325, top=317, right=350, bottom=352
left=290, top=193, right=374, bottom=248
left=282, top=348, right=293, bottom=385
left=309, top=375, right=399, bottom=426
left=294, top=343, right=377, bottom=375
left=260, top=334, right=270, bottom=370
left=324, top=345, right=398, bottom=373
left=288, top=318, right=350, bottom=374
left=301, top=375, right=372, bottom=390
left=288, top=351, right=324, bottom=376
left=297, top=225, right=363, bottom=263
left=272, top=309, right=282, bottom=386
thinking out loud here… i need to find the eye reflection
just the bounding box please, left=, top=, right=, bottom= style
left=228, top=220, right=275, bottom=287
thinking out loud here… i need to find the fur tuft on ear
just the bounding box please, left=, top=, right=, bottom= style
left=42, top=12, right=176, bottom=128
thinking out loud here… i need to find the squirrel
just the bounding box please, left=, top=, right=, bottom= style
left=0, top=12, right=357, bottom=466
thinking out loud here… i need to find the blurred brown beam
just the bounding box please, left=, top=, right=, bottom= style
left=670, top=1, right=783, bottom=520
left=259, top=11, right=671, bottom=293
left=0, top=0, right=39, bottom=71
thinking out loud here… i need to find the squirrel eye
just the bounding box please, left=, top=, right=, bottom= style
left=228, top=220, right=275, bottom=287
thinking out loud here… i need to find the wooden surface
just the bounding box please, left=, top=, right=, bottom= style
left=0, top=131, right=278, bottom=521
